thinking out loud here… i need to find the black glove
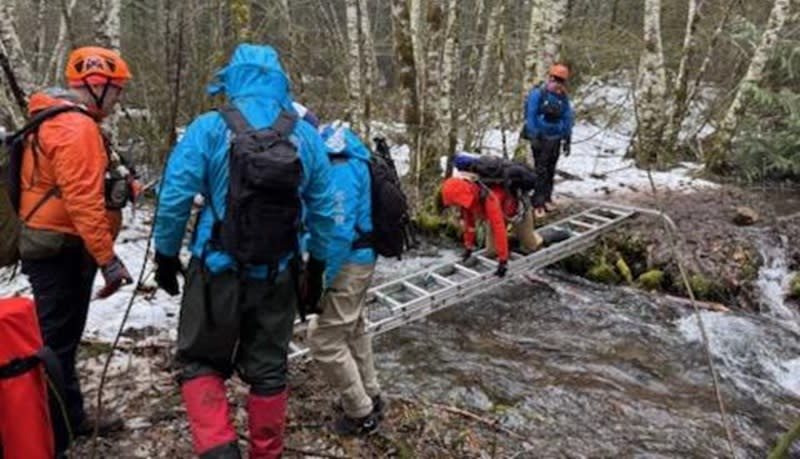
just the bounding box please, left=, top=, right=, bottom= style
left=155, top=252, right=182, bottom=296
left=461, top=248, right=473, bottom=263
left=561, top=138, right=571, bottom=157
left=97, top=255, right=133, bottom=299
left=300, top=256, right=326, bottom=316
left=494, top=260, right=508, bottom=278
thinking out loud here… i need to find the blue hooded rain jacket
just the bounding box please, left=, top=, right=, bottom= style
left=319, top=123, right=375, bottom=285
left=154, top=44, right=338, bottom=279
left=525, top=85, right=574, bottom=141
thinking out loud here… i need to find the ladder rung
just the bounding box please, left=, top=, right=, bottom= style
left=475, top=255, right=498, bottom=266
left=430, top=273, right=457, bottom=285
left=374, top=291, right=403, bottom=308
left=568, top=219, right=597, bottom=230
left=582, top=212, right=613, bottom=223
left=402, top=281, right=432, bottom=297
left=453, top=264, right=481, bottom=277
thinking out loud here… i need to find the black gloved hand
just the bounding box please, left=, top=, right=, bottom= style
left=96, top=255, right=133, bottom=299
left=155, top=252, right=183, bottom=296
left=461, top=248, right=473, bottom=263
left=301, top=256, right=326, bottom=315
left=562, top=139, right=571, bottom=157
left=494, top=260, right=508, bottom=278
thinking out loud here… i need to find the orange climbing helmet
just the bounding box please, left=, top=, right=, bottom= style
left=549, top=63, right=570, bottom=81
left=65, top=47, right=132, bottom=88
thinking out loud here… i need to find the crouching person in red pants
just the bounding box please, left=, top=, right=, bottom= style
left=153, top=44, right=339, bottom=459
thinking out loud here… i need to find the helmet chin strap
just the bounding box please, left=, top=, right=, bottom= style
left=82, top=76, right=113, bottom=113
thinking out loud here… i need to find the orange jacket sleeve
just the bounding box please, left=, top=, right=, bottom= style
left=41, top=115, right=115, bottom=266
left=461, top=208, right=476, bottom=250
left=483, top=192, right=508, bottom=261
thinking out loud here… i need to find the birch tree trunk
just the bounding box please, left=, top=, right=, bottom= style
left=345, top=0, right=364, bottom=133
left=441, top=0, right=458, bottom=160
left=631, top=0, right=668, bottom=167
left=496, top=1, right=509, bottom=158
left=524, top=0, right=546, bottom=89
left=477, top=0, right=502, bottom=96
left=93, top=0, right=122, bottom=52
left=537, top=0, right=568, bottom=82
left=706, top=0, right=791, bottom=172
left=358, top=0, right=375, bottom=134
left=663, top=0, right=702, bottom=151
left=0, top=0, right=35, bottom=96
left=409, top=0, right=425, bottom=126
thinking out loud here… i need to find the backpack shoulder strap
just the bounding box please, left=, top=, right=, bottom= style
left=271, top=110, right=297, bottom=137
left=217, top=104, right=252, bottom=135
left=12, top=104, right=90, bottom=141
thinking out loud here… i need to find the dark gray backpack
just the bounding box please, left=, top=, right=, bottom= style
left=210, top=105, right=303, bottom=276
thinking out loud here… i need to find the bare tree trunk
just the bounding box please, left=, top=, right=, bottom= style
left=685, top=0, right=736, bottom=109
left=441, top=0, right=459, bottom=168
left=524, top=0, right=546, bottom=89
left=0, top=0, right=35, bottom=96
left=391, top=0, right=421, bottom=193
left=410, top=0, right=425, bottom=132
left=477, top=0, right=502, bottom=96
left=496, top=1, right=509, bottom=159
left=707, top=0, right=791, bottom=172
left=93, top=0, right=122, bottom=52
left=358, top=0, right=375, bottom=135
left=537, top=0, right=568, bottom=82
left=664, top=0, right=702, bottom=151
left=631, top=0, right=667, bottom=167
left=33, top=0, right=47, bottom=74
left=345, top=0, right=364, bottom=133
left=46, top=0, right=78, bottom=87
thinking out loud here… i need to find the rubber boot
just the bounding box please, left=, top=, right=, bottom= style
left=247, top=390, right=288, bottom=459
left=181, top=375, right=239, bottom=458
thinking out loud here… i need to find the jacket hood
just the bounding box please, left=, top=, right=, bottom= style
left=27, top=88, right=84, bottom=115
left=320, top=123, right=370, bottom=161
left=441, top=177, right=478, bottom=209
left=207, top=44, right=292, bottom=109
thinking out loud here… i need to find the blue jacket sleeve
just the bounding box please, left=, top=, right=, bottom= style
left=525, top=89, right=543, bottom=138
left=296, top=122, right=338, bottom=264
left=154, top=116, right=211, bottom=256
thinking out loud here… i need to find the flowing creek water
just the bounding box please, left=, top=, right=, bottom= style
left=369, top=245, right=800, bottom=457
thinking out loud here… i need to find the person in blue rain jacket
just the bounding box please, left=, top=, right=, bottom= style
left=151, top=44, right=339, bottom=459
left=306, top=122, right=386, bottom=436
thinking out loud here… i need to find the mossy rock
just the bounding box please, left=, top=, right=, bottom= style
left=637, top=269, right=664, bottom=290
left=415, top=211, right=444, bottom=235
left=616, top=257, right=634, bottom=284
left=789, top=273, right=800, bottom=299
left=588, top=261, right=620, bottom=284
left=684, top=273, right=727, bottom=301
left=559, top=253, right=592, bottom=276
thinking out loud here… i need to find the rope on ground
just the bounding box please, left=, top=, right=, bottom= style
left=643, top=169, right=738, bottom=459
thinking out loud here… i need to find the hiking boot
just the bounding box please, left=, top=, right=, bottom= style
left=330, top=411, right=380, bottom=436
left=73, top=414, right=125, bottom=438
left=333, top=395, right=385, bottom=420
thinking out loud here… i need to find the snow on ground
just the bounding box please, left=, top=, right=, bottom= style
left=1, top=82, right=716, bottom=341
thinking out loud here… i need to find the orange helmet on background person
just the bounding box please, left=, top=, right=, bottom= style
left=549, top=63, right=570, bottom=81
left=65, top=47, right=132, bottom=88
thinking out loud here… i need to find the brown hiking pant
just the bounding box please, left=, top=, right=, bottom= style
left=307, top=263, right=379, bottom=418
left=485, top=209, right=543, bottom=258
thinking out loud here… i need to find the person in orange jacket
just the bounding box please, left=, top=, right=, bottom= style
left=18, top=46, right=134, bottom=456
left=441, top=176, right=542, bottom=277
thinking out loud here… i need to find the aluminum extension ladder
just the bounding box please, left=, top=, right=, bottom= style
left=289, top=205, right=636, bottom=359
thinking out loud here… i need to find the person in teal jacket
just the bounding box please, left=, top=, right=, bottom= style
left=152, top=44, right=338, bottom=459
left=307, top=122, right=385, bottom=436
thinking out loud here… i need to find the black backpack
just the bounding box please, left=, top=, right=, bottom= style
left=454, top=154, right=538, bottom=196
left=539, top=85, right=565, bottom=122
left=352, top=137, right=414, bottom=259
left=1, top=105, right=91, bottom=268
left=211, top=105, right=303, bottom=274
